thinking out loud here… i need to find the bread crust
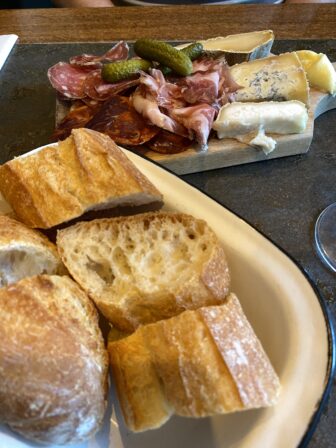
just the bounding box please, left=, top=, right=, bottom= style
left=108, top=294, right=280, bottom=432
left=0, top=275, right=108, bottom=445
left=0, top=215, right=65, bottom=286
left=0, top=129, right=163, bottom=229
left=56, top=212, right=231, bottom=331
left=0, top=215, right=59, bottom=258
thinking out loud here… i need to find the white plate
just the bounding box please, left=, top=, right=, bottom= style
left=0, top=146, right=334, bottom=448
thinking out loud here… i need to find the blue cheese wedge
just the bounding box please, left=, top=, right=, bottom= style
left=230, top=52, right=310, bottom=106
left=212, top=100, right=308, bottom=154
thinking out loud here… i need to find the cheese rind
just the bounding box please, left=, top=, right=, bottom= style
left=213, top=101, right=308, bottom=154
left=213, top=101, right=308, bottom=139
left=230, top=52, right=310, bottom=106
left=176, top=31, right=274, bottom=65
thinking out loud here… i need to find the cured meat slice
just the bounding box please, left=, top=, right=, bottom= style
left=131, top=87, right=188, bottom=137
left=170, top=104, right=216, bottom=148
left=84, top=70, right=140, bottom=101
left=48, top=62, right=91, bottom=99
left=147, top=129, right=192, bottom=154
left=86, top=95, right=159, bottom=146
left=180, top=71, right=221, bottom=105
left=69, top=41, right=129, bottom=68
left=51, top=103, right=96, bottom=141
left=139, top=69, right=184, bottom=109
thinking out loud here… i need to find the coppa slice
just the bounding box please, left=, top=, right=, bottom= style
left=56, top=212, right=231, bottom=332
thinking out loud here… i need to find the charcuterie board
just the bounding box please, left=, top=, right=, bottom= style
left=56, top=63, right=336, bottom=176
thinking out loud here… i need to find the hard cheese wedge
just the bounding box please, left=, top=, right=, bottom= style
left=296, top=50, right=336, bottom=94
left=212, top=101, right=308, bottom=154
left=230, top=52, right=310, bottom=106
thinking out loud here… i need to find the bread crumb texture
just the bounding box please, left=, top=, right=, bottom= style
left=57, top=212, right=231, bottom=331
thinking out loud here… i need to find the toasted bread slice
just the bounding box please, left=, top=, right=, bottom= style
left=0, top=215, right=64, bottom=287
left=108, top=293, right=281, bottom=432
left=0, top=275, right=108, bottom=444
left=57, top=212, right=230, bottom=331
left=0, top=128, right=163, bottom=229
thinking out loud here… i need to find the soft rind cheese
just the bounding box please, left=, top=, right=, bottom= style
left=230, top=52, right=310, bottom=106
left=212, top=100, right=308, bottom=154
left=176, top=31, right=274, bottom=65
left=296, top=50, right=336, bottom=94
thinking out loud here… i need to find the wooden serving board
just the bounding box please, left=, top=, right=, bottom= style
left=56, top=63, right=336, bottom=175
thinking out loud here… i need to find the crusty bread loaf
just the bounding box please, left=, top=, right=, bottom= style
left=108, top=293, right=280, bottom=432
left=56, top=212, right=231, bottom=332
left=0, top=128, right=163, bottom=229
left=0, top=275, right=108, bottom=445
left=0, top=215, right=64, bottom=286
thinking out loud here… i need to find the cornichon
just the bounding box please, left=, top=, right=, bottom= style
left=134, top=38, right=193, bottom=76
left=181, top=42, right=204, bottom=61
left=101, top=59, right=152, bottom=83
left=160, top=42, right=204, bottom=75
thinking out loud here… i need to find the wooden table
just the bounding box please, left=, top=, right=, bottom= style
left=0, top=4, right=335, bottom=42
left=0, top=5, right=335, bottom=448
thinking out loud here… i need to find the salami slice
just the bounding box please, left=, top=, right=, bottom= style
left=69, top=41, right=129, bottom=68
left=86, top=95, right=159, bottom=146
left=48, top=62, right=91, bottom=99
left=147, top=129, right=192, bottom=154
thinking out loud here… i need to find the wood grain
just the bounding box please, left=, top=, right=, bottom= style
left=0, top=5, right=335, bottom=43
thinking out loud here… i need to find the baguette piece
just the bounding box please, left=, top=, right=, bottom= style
left=0, top=275, right=108, bottom=445
left=0, top=128, right=163, bottom=229
left=108, top=293, right=280, bottom=432
left=0, top=215, right=64, bottom=287
left=57, top=212, right=231, bottom=332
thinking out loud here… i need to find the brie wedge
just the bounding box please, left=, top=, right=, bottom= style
left=212, top=101, right=308, bottom=154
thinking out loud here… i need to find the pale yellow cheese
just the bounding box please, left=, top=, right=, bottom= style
left=230, top=52, right=310, bottom=106
left=296, top=50, right=336, bottom=94
left=176, top=30, right=274, bottom=64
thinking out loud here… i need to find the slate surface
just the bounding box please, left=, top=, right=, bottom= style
left=0, top=40, right=335, bottom=448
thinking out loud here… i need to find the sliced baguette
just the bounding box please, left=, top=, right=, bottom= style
left=0, top=215, right=64, bottom=287
left=57, top=212, right=231, bottom=332
left=108, top=293, right=281, bottom=432
left=0, top=274, right=108, bottom=445
left=0, top=128, right=163, bottom=229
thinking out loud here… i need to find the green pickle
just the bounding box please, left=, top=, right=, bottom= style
left=160, top=42, right=204, bottom=75
left=101, top=59, right=152, bottom=83
left=181, top=42, right=204, bottom=61
left=134, top=38, right=193, bottom=76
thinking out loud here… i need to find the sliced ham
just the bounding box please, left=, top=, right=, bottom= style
left=84, top=70, right=139, bottom=101
left=131, top=86, right=188, bottom=137
left=69, top=41, right=129, bottom=68
left=170, top=104, right=216, bottom=148
left=139, top=69, right=184, bottom=109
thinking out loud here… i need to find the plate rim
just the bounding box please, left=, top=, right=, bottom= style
left=124, top=147, right=336, bottom=448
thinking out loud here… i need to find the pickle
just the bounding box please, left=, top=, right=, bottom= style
left=181, top=42, right=204, bottom=61
left=101, top=59, right=152, bottom=83
left=160, top=43, right=204, bottom=76
left=134, top=38, right=193, bottom=76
